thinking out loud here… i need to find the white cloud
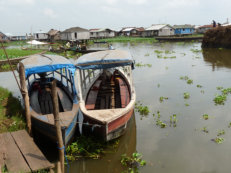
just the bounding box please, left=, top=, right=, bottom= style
left=43, top=8, right=57, bottom=18
left=125, top=0, right=147, bottom=5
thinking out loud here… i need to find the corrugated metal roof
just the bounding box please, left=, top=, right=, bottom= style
left=48, top=29, right=59, bottom=36
left=173, top=25, right=195, bottom=29
left=90, top=28, right=114, bottom=33
left=62, top=27, right=89, bottom=33
left=145, top=24, right=173, bottom=31
left=122, top=27, right=136, bottom=32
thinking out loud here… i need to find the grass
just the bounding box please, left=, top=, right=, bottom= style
left=0, top=87, right=25, bottom=133
left=2, top=40, right=28, bottom=47
left=95, top=36, right=158, bottom=43
left=0, top=49, right=43, bottom=60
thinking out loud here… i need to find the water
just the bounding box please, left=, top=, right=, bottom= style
left=2, top=42, right=231, bottom=172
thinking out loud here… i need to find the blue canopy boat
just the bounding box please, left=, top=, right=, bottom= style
left=75, top=50, right=136, bottom=141
left=18, top=54, right=79, bottom=146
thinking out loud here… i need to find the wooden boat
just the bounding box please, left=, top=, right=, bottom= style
left=75, top=50, right=136, bottom=141
left=18, top=54, right=79, bottom=146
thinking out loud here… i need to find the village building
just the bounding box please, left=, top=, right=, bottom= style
left=196, top=25, right=213, bottom=34
left=60, top=27, right=90, bottom=41
left=173, top=25, right=195, bottom=35
left=120, top=27, right=136, bottom=36
left=90, top=28, right=115, bottom=39
left=48, top=29, right=60, bottom=42
left=34, top=30, right=49, bottom=40
left=129, top=27, right=145, bottom=37
left=142, top=24, right=175, bottom=37
left=0, top=32, right=9, bottom=41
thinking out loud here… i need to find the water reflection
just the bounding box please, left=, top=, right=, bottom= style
left=70, top=114, right=137, bottom=173
left=203, top=48, right=231, bottom=70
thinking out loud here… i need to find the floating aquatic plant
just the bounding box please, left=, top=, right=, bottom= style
left=121, top=152, right=146, bottom=173
left=202, top=114, right=209, bottom=120
left=135, top=102, right=150, bottom=116
left=184, top=92, right=190, bottom=99
left=217, top=129, right=225, bottom=136
left=213, top=137, right=224, bottom=144
left=213, top=94, right=227, bottom=105
left=202, top=127, right=209, bottom=133
left=196, top=85, right=202, bottom=88
left=187, top=79, right=193, bottom=84
left=159, top=96, right=168, bottom=103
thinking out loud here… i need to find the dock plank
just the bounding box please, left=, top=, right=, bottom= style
left=0, top=133, right=6, bottom=167
left=11, top=130, right=53, bottom=172
left=2, top=132, right=31, bottom=173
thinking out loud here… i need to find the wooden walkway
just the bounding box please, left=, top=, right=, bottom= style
left=0, top=130, right=53, bottom=173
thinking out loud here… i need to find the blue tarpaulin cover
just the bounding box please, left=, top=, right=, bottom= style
left=74, top=50, right=134, bottom=70
left=18, top=54, right=76, bottom=78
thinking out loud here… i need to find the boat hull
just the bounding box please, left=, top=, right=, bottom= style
left=82, top=109, right=134, bottom=141
left=31, top=111, right=78, bottom=146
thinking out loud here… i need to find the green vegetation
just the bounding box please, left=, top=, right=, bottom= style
left=196, top=84, right=202, bottom=88
left=0, top=49, right=43, bottom=60
left=213, top=87, right=231, bottom=105
left=135, top=62, right=152, bottom=68
left=144, top=53, right=150, bottom=56
left=190, top=49, right=202, bottom=53
left=180, top=75, right=193, bottom=85
left=214, top=137, right=224, bottom=144
left=135, top=102, right=150, bottom=116
left=2, top=40, right=28, bottom=47
left=216, top=86, right=224, bottom=90
left=217, top=129, right=225, bottom=136
left=185, top=103, right=190, bottom=106
left=121, top=152, right=146, bottom=173
left=170, top=114, right=177, bottom=127
left=214, top=94, right=227, bottom=105
left=154, top=50, right=163, bottom=54
left=228, top=122, right=231, bottom=128
left=66, top=136, right=119, bottom=161
left=96, top=36, right=158, bottom=43
left=183, top=92, right=190, bottom=99
left=201, top=127, right=209, bottom=133
left=202, top=114, right=209, bottom=120
left=180, top=76, right=189, bottom=80
left=187, top=79, right=193, bottom=84
left=159, top=96, right=168, bottom=103
left=0, top=87, right=25, bottom=133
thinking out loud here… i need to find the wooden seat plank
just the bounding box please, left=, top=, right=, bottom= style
left=11, top=130, right=53, bottom=172
left=1, top=132, right=31, bottom=173
left=56, top=87, right=72, bottom=112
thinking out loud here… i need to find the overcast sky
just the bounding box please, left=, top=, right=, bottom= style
left=0, top=0, right=230, bottom=35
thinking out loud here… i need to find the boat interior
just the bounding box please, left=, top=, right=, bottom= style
left=29, top=78, right=73, bottom=115
left=85, top=70, right=131, bottom=110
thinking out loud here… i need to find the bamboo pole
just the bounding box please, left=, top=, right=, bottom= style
left=18, top=62, right=32, bottom=135
left=51, top=80, right=64, bottom=173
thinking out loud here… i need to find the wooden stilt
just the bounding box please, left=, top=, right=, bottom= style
left=18, top=62, right=32, bottom=135
left=51, top=80, right=64, bottom=173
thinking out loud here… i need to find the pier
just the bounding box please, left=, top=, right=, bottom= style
left=0, top=130, right=53, bottom=172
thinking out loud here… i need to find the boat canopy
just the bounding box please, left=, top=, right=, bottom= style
left=75, top=50, right=134, bottom=70
left=18, top=54, right=76, bottom=78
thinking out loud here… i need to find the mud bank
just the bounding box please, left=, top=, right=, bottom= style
left=202, top=26, right=231, bottom=48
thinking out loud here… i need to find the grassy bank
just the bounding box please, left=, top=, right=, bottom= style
left=94, top=36, right=158, bottom=43
left=0, top=49, right=43, bottom=60
left=2, top=40, right=28, bottom=47
left=0, top=87, right=25, bottom=133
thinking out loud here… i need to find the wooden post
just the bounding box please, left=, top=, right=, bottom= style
left=19, top=62, right=32, bottom=135
left=51, top=80, right=64, bottom=173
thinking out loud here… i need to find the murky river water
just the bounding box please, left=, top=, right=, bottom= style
left=2, top=42, right=231, bottom=173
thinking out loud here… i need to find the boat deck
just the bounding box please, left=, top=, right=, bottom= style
left=0, top=130, right=53, bottom=172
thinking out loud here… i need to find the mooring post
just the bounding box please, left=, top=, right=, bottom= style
left=51, top=80, right=65, bottom=173
left=19, top=62, right=32, bottom=135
